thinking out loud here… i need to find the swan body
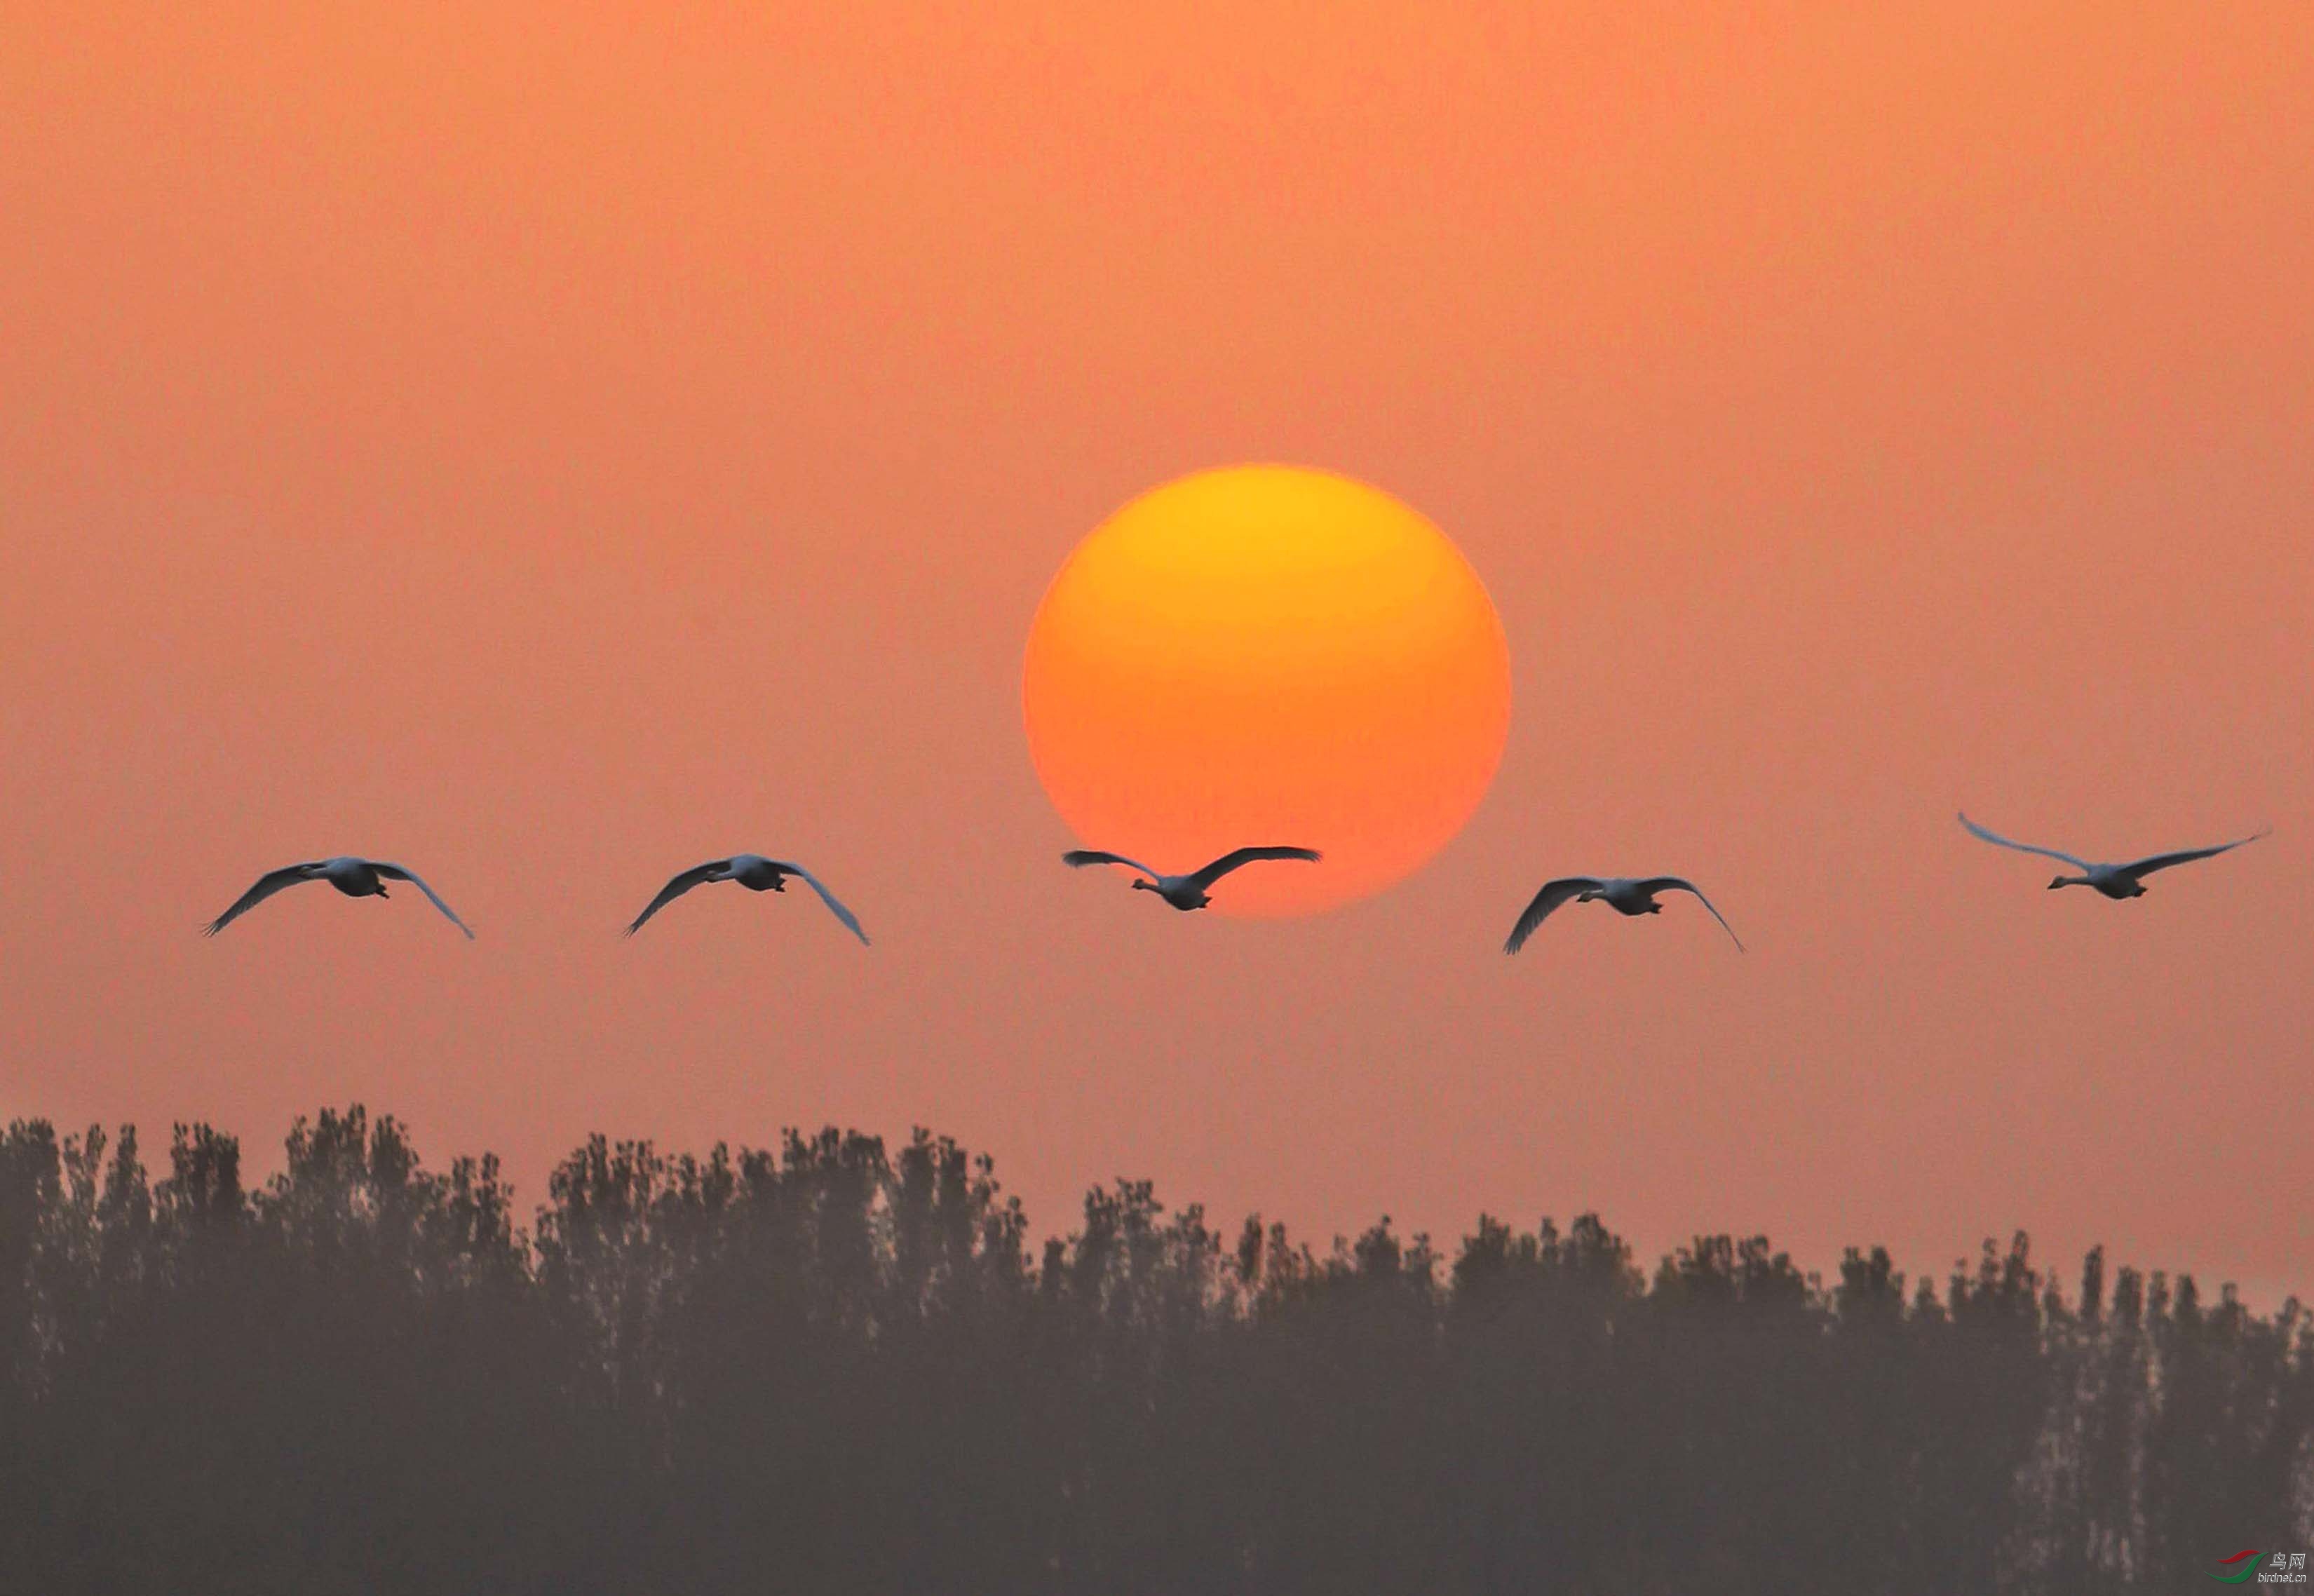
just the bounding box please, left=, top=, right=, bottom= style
left=1957, top=812, right=2268, bottom=900
left=625, top=854, right=867, bottom=944
left=1505, top=877, right=1743, bottom=954
left=203, top=857, right=474, bottom=939
left=1062, top=846, right=1321, bottom=911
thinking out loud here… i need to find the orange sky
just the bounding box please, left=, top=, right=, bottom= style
left=4, top=1, right=2310, bottom=1299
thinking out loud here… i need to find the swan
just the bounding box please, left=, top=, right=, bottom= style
left=1504, top=877, right=1743, bottom=954
left=625, top=856, right=868, bottom=944
left=1062, top=846, right=1320, bottom=910
left=1957, top=811, right=2270, bottom=899
left=203, top=858, right=474, bottom=939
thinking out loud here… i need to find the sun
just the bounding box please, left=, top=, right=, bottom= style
left=1023, top=465, right=1512, bottom=917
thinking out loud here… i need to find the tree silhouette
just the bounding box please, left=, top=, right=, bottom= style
left=1, top=1105, right=2307, bottom=1594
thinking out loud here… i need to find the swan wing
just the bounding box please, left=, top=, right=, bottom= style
left=1184, top=846, right=1322, bottom=890
left=767, top=862, right=870, bottom=946
left=1505, top=879, right=1602, bottom=954
left=624, top=860, right=731, bottom=936
left=1062, top=850, right=1163, bottom=883
left=1637, top=877, right=1745, bottom=952
left=2123, top=827, right=2271, bottom=878
left=372, top=863, right=476, bottom=939
left=201, top=863, right=321, bottom=937
left=1957, top=812, right=2092, bottom=871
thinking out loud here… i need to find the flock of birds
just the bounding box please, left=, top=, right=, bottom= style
left=198, top=813, right=2273, bottom=952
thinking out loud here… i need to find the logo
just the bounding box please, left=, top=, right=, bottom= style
left=2213, top=1551, right=2310, bottom=1585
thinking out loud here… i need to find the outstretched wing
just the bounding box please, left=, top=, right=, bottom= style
left=1184, top=846, right=1322, bottom=891
left=2124, top=827, right=2271, bottom=879
left=766, top=862, right=870, bottom=946
left=1636, top=877, right=1745, bottom=952
left=624, top=860, right=731, bottom=936
left=1504, top=879, right=1602, bottom=954
left=371, top=863, right=476, bottom=939
left=1957, top=812, right=2092, bottom=872
left=1062, top=849, right=1163, bottom=882
left=201, top=863, right=321, bottom=937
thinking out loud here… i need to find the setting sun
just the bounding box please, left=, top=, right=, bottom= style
left=1022, top=466, right=1512, bottom=916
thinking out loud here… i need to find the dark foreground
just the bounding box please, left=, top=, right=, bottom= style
left=1, top=1107, right=2307, bottom=1594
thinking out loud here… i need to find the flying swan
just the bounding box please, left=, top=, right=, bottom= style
left=1062, top=846, right=1321, bottom=911
left=1504, top=877, right=1743, bottom=954
left=625, top=856, right=868, bottom=944
left=203, top=857, right=475, bottom=939
left=1957, top=811, right=2269, bottom=899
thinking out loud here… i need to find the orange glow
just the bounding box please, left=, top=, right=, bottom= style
left=1023, top=466, right=1511, bottom=915
left=4, top=0, right=2312, bottom=1304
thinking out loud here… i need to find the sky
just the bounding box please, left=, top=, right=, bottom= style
left=4, top=1, right=2310, bottom=1299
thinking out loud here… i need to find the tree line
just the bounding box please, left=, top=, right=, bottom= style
left=1, top=1105, right=2308, bottom=1593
